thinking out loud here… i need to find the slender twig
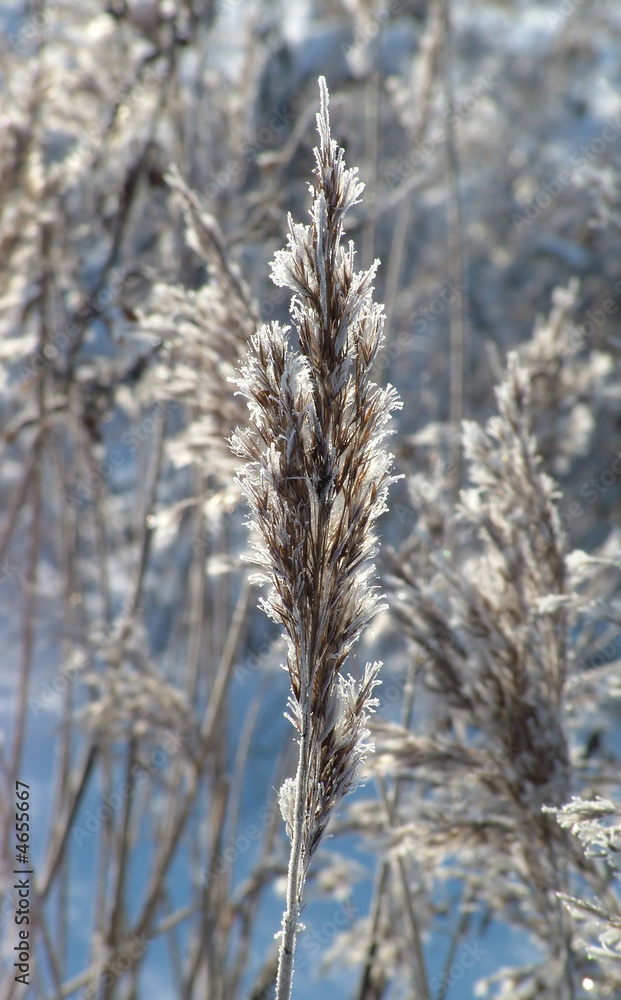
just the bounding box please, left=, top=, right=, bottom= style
left=362, top=73, right=379, bottom=273
left=375, top=0, right=444, bottom=384
left=355, top=668, right=424, bottom=1000
left=62, top=582, right=253, bottom=999
left=440, top=0, right=468, bottom=513
left=436, top=894, right=472, bottom=1000
left=185, top=473, right=207, bottom=702
left=0, top=443, right=38, bottom=568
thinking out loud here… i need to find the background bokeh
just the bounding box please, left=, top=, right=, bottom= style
left=1, top=1, right=621, bottom=998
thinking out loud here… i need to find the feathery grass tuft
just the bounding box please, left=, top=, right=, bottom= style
left=231, top=76, right=401, bottom=1000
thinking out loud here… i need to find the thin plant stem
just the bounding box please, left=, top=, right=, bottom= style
left=275, top=699, right=312, bottom=1000
left=441, top=0, right=468, bottom=513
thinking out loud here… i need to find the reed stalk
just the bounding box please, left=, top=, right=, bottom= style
left=231, top=77, right=401, bottom=1000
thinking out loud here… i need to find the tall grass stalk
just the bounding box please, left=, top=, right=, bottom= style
left=231, top=77, right=401, bottom=1000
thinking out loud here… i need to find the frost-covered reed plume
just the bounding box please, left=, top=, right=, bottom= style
left=375, top=308, right=618, bottom=997
left=231, top=77, right=401, bottom=999
left=548, top=797, right=621, bottom=992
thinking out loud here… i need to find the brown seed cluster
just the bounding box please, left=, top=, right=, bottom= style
left=232, top=77, right=400, bottom=867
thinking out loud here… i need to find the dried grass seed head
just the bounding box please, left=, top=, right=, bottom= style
left=231, top=76, right=401, bottom=860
